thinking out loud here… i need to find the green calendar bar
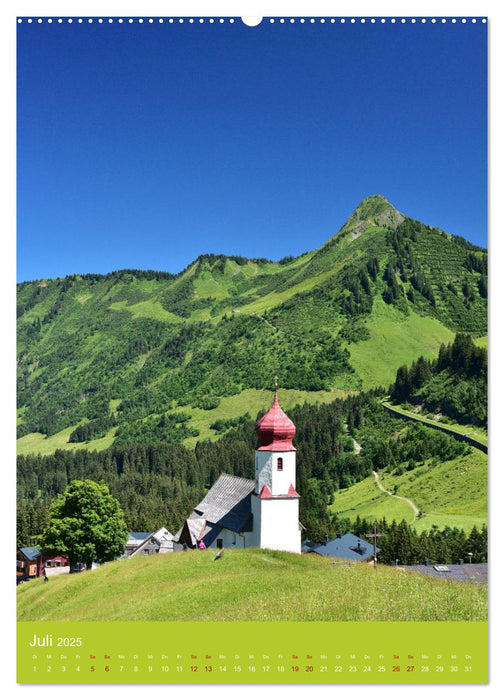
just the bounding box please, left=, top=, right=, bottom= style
left=17, top=621, right=487, bottom=683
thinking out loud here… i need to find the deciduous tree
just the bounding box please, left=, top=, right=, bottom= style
left=40, top=480, right=128, bottom=571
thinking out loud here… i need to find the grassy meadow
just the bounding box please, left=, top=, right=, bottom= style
left=16, top=425, right=118, bottom=457
left=17, top=549, right=486, bottom=623
left=330, top=447, right=487, bottom=533
left=347, top=299, right=455, bottom=390
left=330, top=477, right=415, bottom=524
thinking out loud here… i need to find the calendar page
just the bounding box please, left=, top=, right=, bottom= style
left=15, top=2, right=488, bottom=686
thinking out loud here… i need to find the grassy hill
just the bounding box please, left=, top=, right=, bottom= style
left=17, top=548, right=486, bottom=622
left=347, top=299, right=455, bottom=389
left=330, top=447, right=487, bottom=533
left=17, top=194, right=487, bottom=456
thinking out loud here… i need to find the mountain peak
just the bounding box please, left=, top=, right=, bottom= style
left=348, top=194, right=404, bottom=227
left=328, top=194, right=405, bottom=246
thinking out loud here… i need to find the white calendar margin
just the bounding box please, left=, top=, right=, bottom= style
left=2, top=1, right=501, bottom=698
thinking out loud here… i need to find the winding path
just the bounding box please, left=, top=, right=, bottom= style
left=344, top=422, right=362, bottom=454
left=255, top=314, right=278, bottom=332
left=373, top=470, right=419, bottom=524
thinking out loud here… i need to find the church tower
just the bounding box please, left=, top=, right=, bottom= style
left=251, top=389, right=301, bottom=553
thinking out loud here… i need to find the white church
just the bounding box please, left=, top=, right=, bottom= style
left=173, top=391, right=302, bottom=553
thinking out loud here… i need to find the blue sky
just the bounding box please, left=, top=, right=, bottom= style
left=16, top=16, right=487, bottom=282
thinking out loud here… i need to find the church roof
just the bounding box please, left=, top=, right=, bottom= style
left=186, top=518, right=208, bottom=543
left=173, top=474, right=255, bottom=545
left=258, top=483, right=300, bottom=499
left=256, top=391, right=296, bottom=451
left=193, top=474, right=255, bottom=532
left=173, top=518, right=214, bottom=548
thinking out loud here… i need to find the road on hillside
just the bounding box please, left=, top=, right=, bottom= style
left=373, top=470, right=419, bottom=524
left=381, top=401, right=487, bottom=454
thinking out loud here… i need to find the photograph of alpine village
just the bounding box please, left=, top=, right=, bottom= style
left=16, top=17, right=487, bottom=623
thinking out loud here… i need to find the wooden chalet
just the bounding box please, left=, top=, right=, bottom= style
left=16, top=546, right=69, bottom=583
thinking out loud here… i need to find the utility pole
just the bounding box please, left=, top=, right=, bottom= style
left=366, top=521, right=385, bottom=568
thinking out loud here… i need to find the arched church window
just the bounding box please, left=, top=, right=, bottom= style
left=277, top=457, right=283, bottom=471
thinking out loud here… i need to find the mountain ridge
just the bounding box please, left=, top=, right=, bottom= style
left=17, top=195, right=487, bottom=454
left=17, top=194, right=446, bottom=285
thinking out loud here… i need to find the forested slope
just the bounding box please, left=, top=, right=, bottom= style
left=17, top=195, right=487, bottom=453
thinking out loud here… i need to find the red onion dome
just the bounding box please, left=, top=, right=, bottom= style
left=256, top=391, right=296, bottom=451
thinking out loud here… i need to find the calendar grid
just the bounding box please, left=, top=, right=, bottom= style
left=17, top=621, right=487, bottom=684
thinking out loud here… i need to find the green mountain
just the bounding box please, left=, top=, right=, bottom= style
left=17, top=194, right=487, bottom=454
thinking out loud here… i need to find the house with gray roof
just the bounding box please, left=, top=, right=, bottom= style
left=127, top=527, right=174, bottom=557
left=125, top=532, right=152, bottom=556
left=302, top=533, right=379, bottom=562
left=400, top=562, right=487, bottom=584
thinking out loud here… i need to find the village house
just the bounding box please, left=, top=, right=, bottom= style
left=400, top=562, right=487, bottom=584
left=125, top=532, right=152, bottom=556
left=173, top=390, right=302, bottom=553
left=126, top=527, right=174, bottom=557
left=16, top=546, right=69, bottom=583
left=302, top=533, right=380, bottom=563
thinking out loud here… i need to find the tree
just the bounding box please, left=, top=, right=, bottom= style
left=409, top=356, right=432, bottom=389
left=391, top=365, right=410, bottom=402
left=40, top=480, right=129, bottom=571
